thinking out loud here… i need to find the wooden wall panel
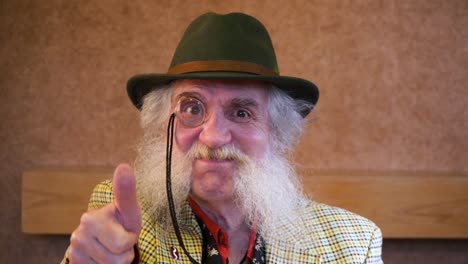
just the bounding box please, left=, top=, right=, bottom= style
left=302, top=170, right=468, bottom=238
left=22, top=168, right=468, bottom=238
left=21, top=168, right=110, bottom=234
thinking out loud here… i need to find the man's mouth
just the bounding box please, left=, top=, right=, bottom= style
left=195, top=153, right=236, bottom=161
left=196, top=157, right=235, bottom=162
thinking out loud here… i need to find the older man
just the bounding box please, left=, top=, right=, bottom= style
left=64, top=12, right=382, bottom=263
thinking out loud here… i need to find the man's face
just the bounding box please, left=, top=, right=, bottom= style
left=172, top=79, right=270, bottom=203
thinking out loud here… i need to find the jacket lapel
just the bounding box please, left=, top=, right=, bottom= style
left=265, top=239, right=321, bottom=264
left=157, top=202, right=204, bottom=263
left=264, top=218, right=321, bottom=264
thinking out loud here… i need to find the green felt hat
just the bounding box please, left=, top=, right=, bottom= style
left=127, top=12, right=319, bottom=117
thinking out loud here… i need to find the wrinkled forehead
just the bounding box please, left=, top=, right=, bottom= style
left=171, top=79, right=270, bottom=105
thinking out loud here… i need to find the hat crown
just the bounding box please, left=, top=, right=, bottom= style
left=170, top=12, right=279, bottom=74
left=127, top=12, right=319, bottom=117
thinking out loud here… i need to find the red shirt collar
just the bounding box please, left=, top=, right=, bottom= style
left=189, top=197, right=258, bottom=264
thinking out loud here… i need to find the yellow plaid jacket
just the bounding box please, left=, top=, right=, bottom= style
left=63, top=180, right=383, bottom=263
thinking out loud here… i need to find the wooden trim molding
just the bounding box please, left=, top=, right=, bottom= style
left=22, top=167, right=468, bottom=238
left=300, top=170, right=468, bottom=238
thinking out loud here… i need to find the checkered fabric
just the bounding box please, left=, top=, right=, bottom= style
left=62, top=180, right=383, bottom=263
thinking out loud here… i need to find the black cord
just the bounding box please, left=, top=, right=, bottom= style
left=166, top=113, right=200, bottom=264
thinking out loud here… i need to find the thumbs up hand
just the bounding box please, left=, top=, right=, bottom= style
left=113, top=164, right=142, bottom=235
left=67, top=164, right=142, bottom=264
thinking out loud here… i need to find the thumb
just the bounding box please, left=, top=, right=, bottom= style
left=112, top=163, right=142, bottom=234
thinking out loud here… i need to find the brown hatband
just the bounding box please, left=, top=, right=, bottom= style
left=167, top=60, right=279, bottom=76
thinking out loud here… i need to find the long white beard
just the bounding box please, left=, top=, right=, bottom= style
left=234, top=148, right=308, bottom=240
left=134, top=134, right=308, bottom=240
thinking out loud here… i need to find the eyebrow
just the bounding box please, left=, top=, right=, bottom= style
left=229, top=98, right=259, bottom=109
left=174, top=91, right=204, bottom=103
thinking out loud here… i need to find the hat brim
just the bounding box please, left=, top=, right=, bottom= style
left=127, top=72, right=319, bottom=117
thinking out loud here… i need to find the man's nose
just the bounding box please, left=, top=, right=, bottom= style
left=198, top=111, right=232, bottom=149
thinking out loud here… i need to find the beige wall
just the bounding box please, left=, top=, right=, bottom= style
left=1, top=0, right=467, bottom=263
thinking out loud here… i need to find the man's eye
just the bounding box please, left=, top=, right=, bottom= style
left=236, top=110, right=249, bottom=118
left=232, top=109, right=252, bottom=122
left=184, top=104, right=202, bottom=115
left=177, top=97, right=206, bottom=127
left=179, top=98, right=203, bottom=115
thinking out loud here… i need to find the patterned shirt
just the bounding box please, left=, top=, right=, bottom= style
left=189, top=198, right=265, bottom=264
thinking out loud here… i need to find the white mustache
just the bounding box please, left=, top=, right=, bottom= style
left=186, top=142, right=249, bottom=163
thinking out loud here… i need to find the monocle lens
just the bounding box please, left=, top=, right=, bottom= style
left=175, top=97, right=205, bottom=128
